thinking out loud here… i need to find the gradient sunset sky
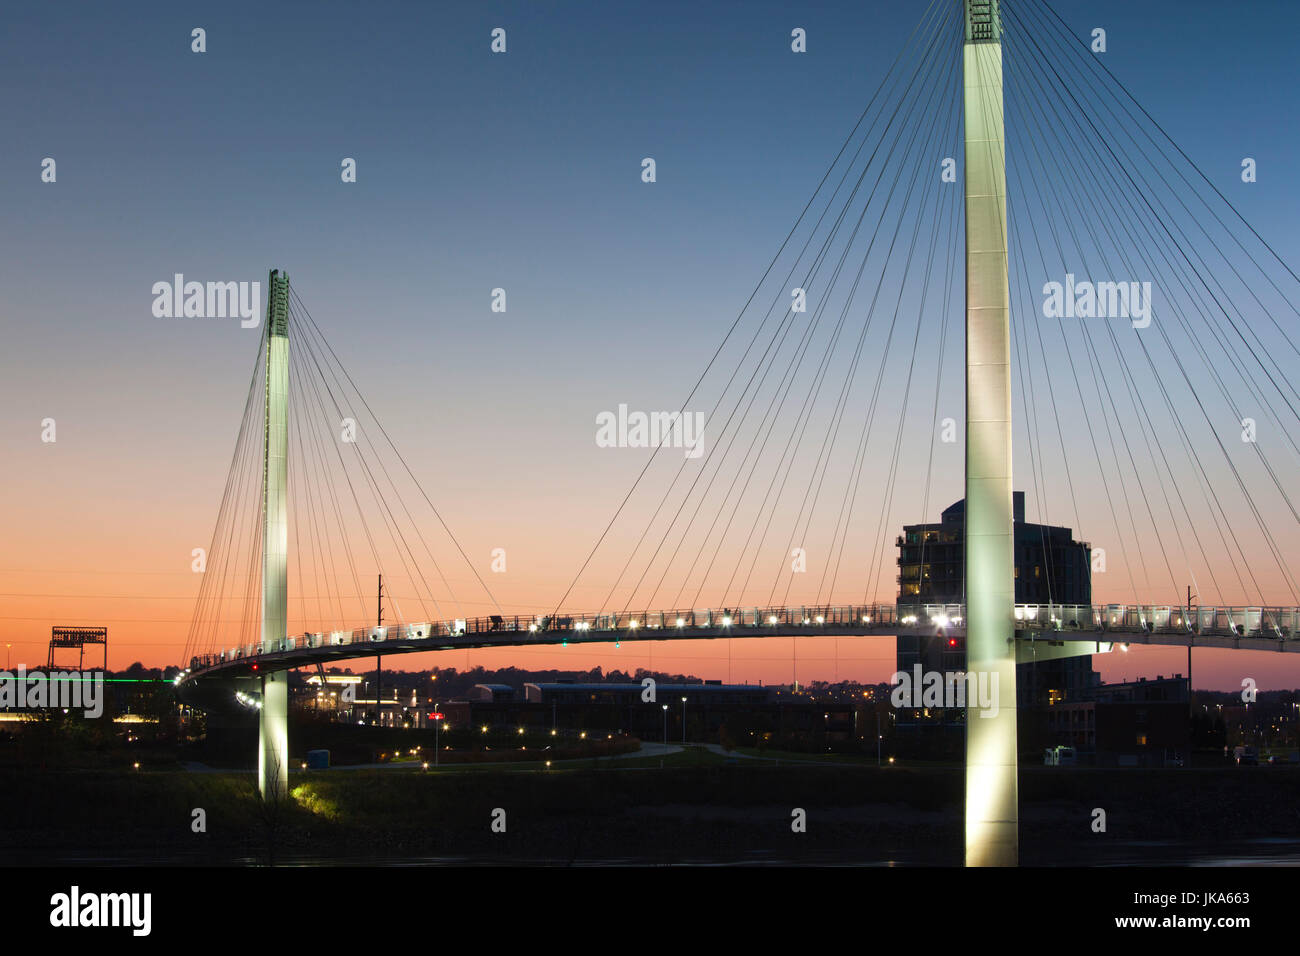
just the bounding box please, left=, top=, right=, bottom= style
left=3, top=0, right=1299, bottom=690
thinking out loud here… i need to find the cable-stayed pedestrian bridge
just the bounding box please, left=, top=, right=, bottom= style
left=177, top=0, right=1300, bottom=867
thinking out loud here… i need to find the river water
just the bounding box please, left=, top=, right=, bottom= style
left=36, top=837, right=1300, bottom=866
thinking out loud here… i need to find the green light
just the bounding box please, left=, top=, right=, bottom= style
left=12, top=676, right=164, bottom=684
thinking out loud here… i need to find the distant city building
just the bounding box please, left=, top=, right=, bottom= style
left=1042, top=674, right=1190, bottom=767
left=300, top=672, right=430, bottom=727
left=471, top=684, right=516, bottom=702
left=895, top=491, right=1097, bottom=743
left=896, top=491, right=1091, bottom=607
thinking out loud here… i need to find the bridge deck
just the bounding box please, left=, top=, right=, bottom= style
left=180, top=602, right=1300, bottom=683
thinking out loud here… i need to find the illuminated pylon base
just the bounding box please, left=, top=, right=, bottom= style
left=258, top=672, right=289, bottom=799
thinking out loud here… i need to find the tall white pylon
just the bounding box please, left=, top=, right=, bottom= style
left=963, top=0, right=1018, bottom=866
left=259, top=270, right=290, bottom=800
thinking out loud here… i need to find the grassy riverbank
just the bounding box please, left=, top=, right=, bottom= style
left=2, top=753, right=1295, bottom=865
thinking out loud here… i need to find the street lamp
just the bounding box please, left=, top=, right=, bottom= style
left=662, top=704, right=668, bottom=747
left=681, top=696, right=687, bottom=744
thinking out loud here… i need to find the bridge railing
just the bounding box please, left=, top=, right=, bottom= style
left=1011, top=604, right=1294, bottom=638
left=185, top=602, right=1300, bottom=673
left=188, top=604, right=909, bottom=670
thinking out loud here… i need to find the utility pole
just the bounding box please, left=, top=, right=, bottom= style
left=1187, top=584, right=1196, bottom=728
